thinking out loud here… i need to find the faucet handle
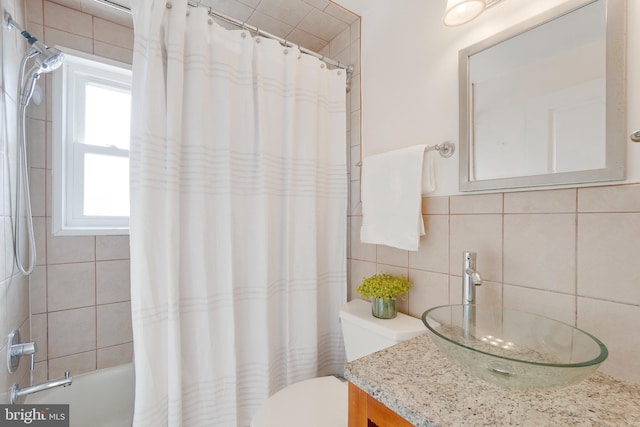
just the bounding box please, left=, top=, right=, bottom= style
left=7, top=330, right=37, bottom=373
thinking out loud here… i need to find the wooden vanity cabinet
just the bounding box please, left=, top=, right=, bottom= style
left=348, top=382, right=414, bottom=427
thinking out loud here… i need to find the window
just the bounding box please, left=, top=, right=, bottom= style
left=52, top=48, right=132, bottom=235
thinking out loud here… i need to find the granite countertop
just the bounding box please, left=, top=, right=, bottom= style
left=344, top=333, right=640, bottom=426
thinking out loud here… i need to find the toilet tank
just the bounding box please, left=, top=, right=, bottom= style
left=339, top=299, right=426, bottom=362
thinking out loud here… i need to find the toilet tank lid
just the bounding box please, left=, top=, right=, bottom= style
left=339, top=299, right=426, bottom=341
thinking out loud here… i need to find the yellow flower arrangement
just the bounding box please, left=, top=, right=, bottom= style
left=356, top=273, right=411, bottom=300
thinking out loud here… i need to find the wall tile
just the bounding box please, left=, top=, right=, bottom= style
left=578, top=297, right=640, bottom=384
left=96, top=260, right=130, bottom=304
left=349, top=216, right=375, bottom=262
left=286, top=28, right=326, bottom=52
left=32, top=217, right=47, bottom=266
left=422, top=196, right=449, bottom=215
left=324, top=2, right=359, bottom=24
left=504, top=189, right=576, bottom=213
left=47, top=262, right=95, bottom=312
left=408, top=270, right=448, bottom=317
left=257, top=0, right=313, bottom=28
left=578, top=184, right=640, bottom=212
left=377, top=245, right=408, bottom=267
left=97, top=342, right=133, bottom=369
left=97, top=302, right=132, bottom=348
left=44, top=27, right=93, bottom=54
left=48, top=351, right=96, bottom=379
left=29, top=168, right=46, bottom=217
left=47, top=234, right=95, bottom=264
left=350, top=40, right=360, bottom=76
left=450, top=193, right=502, bottom=214
left=298, top=9, right=348, bottom=41
left=7, top=275, right=29, bottom=331
left=93, top=41, right=132, bottom=64
left=96, top=235, right=129, bottom=261
left=43, top=1, right=92, bottom=37
left=409, top=215, right=449, bottom=274
left=27, top=119, right=46, bottom=169
left=329, top=26, right=350, bottom=56
left=31, top=313, right=47, bottom=362
left=29, top=266, right=47, bottom=314
left=350, top=19, right=360, bottom=41
left=449, top=214, right=502, bottom=283
left=350, top=110, right=360, bottom=147
left=48, top=307, right=96, bottom=358
left=79, top=0, right=132, bottom=28
left=577, top=213, right=640, bottom=305
left=350, top=74, right=360, bottom=112
left=503, top=214, right=576, bottom=293
left=349, top=180, right=361, bottom=215
left=26, top=0, right=44, bottom=25
left=503, top=285, right=575, bottom=325
left=246, top=12, right=293, bottom=41
left=350, top=145, right=360, bottom=179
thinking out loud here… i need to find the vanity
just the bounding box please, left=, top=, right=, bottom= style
left=345, top=333, right=640, bottom=426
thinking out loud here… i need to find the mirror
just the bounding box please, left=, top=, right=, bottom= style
left=459, top=0, right=626, bottom=191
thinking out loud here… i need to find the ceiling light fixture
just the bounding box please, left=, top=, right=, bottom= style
left=443, top=0, right=504, bottom=27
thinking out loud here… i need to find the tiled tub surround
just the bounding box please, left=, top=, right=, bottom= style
left=348, top=184, right=640, bottom=385
left=25, top=0, right=135, bottom=382
left=24, top=0, right=361, bottom=381
left=0, top=0, right=32, bottom=403
left=345, top=334, right=640, bottom=426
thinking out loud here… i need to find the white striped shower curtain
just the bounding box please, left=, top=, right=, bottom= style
left=128, top=2, right=348, bottom=426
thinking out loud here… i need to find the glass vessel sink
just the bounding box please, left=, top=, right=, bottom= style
left=422, top=305, right=608, bottom=389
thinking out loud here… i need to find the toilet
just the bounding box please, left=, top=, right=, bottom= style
left=250, top=299, right=426, bottom=427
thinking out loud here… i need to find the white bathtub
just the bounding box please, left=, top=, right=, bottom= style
left=26, top=363, right=134, bottom=427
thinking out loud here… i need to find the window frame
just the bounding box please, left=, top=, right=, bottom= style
left=52, top=47, right=132, bottom=236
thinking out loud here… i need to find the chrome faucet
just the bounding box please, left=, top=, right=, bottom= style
left=462, top=251, right=482, bottom=340
left=10, top=372, right=72, bottom=404
left=463, top=251, right=483, bottom=304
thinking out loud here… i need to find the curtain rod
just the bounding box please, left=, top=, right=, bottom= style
left=94, top=0, right=354, bottom=77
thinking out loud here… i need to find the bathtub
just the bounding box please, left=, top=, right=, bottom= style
left=26, top=363, right=134, bottom=427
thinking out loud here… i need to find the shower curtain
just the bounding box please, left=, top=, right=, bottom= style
left=129, top=2, right=347, bottom=426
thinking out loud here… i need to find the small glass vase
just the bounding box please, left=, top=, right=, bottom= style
left=371, top=297, right=397, bottom=319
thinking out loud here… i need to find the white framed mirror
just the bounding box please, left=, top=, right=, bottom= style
left=459, top=0, right=626, bottom=191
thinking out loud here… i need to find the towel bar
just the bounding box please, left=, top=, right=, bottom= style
left=355, top=141, right=455, bottom=167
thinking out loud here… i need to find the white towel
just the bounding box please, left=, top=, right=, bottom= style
left=360, top=145, right=430, bottom=251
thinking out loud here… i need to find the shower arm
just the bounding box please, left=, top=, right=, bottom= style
left=5, top=12, right=37, bottom=45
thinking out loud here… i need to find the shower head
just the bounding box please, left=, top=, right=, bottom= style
left=5, top=12, right=65, bottom=74
left=31, top=42, right=65, bottom=73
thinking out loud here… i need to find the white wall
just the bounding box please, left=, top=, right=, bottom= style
left=350, top=0, right=640, bottom=196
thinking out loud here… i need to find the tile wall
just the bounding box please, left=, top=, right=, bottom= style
left=348, top=184, right=640, bottom=384
left=0, top=0, right=31, bottom=404
left=25, top=0, right=134, bottom=382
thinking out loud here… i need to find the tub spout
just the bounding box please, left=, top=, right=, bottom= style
left=10, top=371, right=72, bottom=404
